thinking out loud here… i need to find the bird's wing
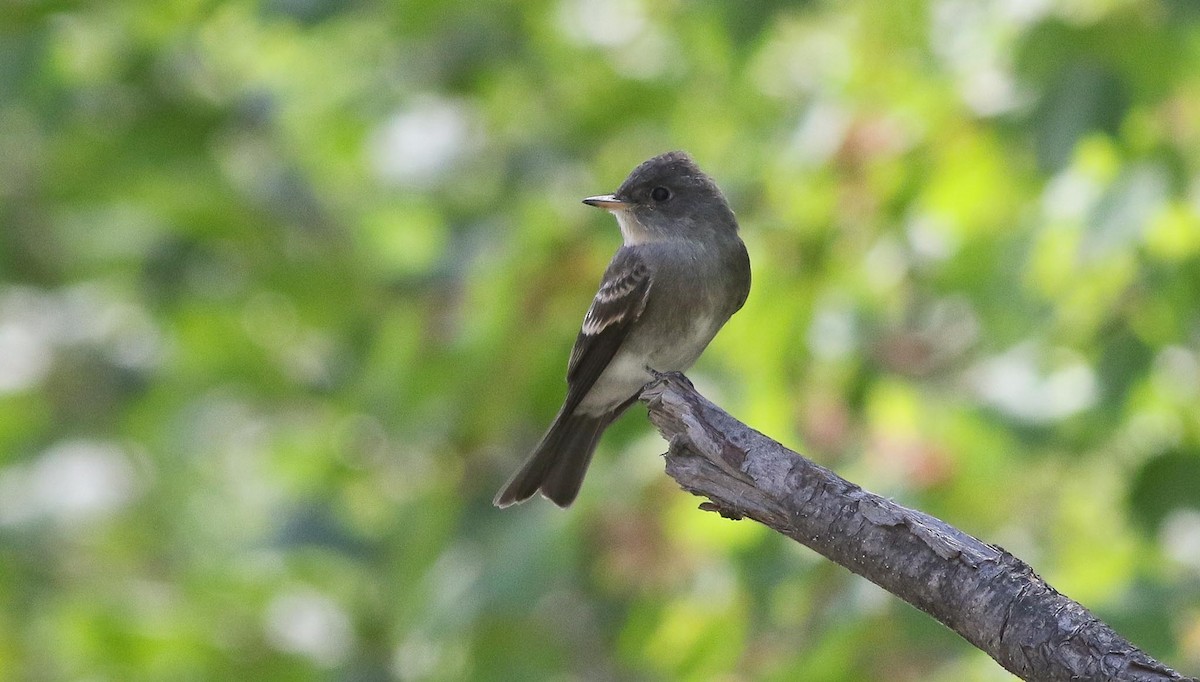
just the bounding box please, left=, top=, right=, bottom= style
left=562, top=249, right=652, bottom=415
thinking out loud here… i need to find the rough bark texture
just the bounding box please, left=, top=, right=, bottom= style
left=640, top=373, right=1197, bottom=682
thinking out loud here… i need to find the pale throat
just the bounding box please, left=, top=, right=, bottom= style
left=612, top=209, right=656, bottom=246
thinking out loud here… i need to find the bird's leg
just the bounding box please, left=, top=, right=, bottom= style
left=645, top=366, right=695, bottom=390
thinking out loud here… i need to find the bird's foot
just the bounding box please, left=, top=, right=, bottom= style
left=644, top=367, right=695, bottom=390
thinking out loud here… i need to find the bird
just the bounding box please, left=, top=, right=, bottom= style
left=494, top=151, right=751, bottom=508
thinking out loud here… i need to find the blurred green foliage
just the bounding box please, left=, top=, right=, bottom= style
left=2, top=0, right=1200, bottom=679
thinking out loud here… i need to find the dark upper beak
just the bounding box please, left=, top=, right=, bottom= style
left=582, top=194, right=629, bottom=210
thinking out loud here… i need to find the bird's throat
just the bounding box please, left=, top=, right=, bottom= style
left=613, top=210, right=655, bottom=246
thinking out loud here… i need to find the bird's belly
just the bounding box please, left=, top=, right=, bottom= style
left=645, top=313, right=715, bottom=368
left=576, top=314, right=717, bottom=414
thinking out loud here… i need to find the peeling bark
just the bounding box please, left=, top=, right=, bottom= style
left=640, top=373, right=1196, bottom=682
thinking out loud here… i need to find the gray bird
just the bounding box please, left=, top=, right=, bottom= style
left=494, top=151, right=751, bottom=508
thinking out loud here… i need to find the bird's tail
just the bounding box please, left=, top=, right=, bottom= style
left=493, top=411, right=611, bottom=508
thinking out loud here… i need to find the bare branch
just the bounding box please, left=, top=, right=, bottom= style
left=640, top=373, right=1196, bottom=682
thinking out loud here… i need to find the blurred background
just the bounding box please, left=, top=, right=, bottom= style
left=2, top=0, right=1200, bottom=679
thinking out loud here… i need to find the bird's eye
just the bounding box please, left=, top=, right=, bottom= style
left=650, top=186, right=671, bottom=202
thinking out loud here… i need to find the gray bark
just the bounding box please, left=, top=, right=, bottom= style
left=640, top=372, right=1196, bottom=682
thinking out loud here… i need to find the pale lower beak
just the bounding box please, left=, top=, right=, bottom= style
left=582, top=194, right=629, bottom=210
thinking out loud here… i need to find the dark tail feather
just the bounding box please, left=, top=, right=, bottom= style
left=493, top=412, right=609, bottom=508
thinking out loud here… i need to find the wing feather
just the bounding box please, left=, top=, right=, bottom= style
left=561, top=250, right=651, bottom=415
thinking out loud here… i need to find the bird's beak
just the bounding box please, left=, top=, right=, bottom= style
left=582, top=194, right=629, bottom=211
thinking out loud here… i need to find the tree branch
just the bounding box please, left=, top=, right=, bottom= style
left=640, top=373, right=1196, bottom=682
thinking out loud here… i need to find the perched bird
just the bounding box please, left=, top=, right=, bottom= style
left=494, top=151, right=751, bottom=508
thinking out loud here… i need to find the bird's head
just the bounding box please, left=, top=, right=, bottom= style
left=583, top=151, right=738, bottom=245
